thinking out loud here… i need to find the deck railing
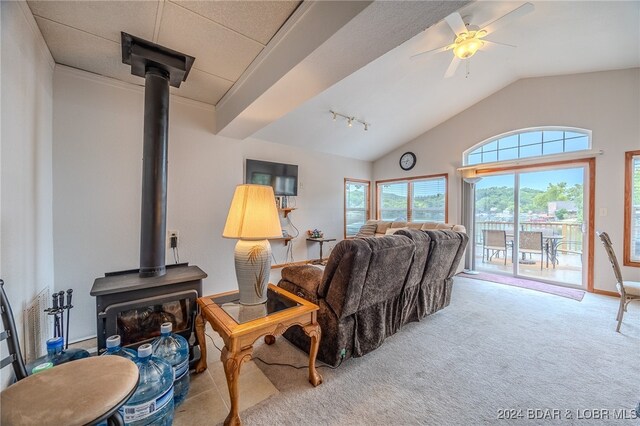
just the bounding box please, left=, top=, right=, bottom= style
left=476, top=221, right=583, bottom=253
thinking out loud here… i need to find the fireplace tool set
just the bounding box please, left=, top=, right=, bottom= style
left=45, top=289, right=73, bottom=349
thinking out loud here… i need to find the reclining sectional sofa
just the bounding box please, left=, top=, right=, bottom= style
left=355, top=220, right=467, bottom=275
left=278, top=229, right=468, bottom=366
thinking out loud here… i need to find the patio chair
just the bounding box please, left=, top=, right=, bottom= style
left=519, top=231, right=544, bottom=270
left=482, top=230, right=510, bottom=265
left=596, top=232, right=640, bottom=332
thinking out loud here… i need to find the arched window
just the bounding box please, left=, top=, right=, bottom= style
left=463, top=127, right=591, bottom=166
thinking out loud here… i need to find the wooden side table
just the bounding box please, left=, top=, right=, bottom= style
left=307, top=237, right=336, bottom=265
left=195, top=284, right=323, bottom=426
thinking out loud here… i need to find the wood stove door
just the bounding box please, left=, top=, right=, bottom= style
left=99, top=290, right=198, bottom=350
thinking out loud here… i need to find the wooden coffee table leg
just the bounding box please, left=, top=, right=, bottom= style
left=221, top=346, right=252, bottom=426
left=195, top=312, right=208, bottom=373
left=303, top=323, right=323, bottom=387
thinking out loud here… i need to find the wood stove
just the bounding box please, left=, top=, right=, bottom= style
left=90, top=34, right=205, bottom=361
left=91, top=263, right=205, bottom=355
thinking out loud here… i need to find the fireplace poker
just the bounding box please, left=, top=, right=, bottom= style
left=50, top=293, right=60, bottom=338
left=58, top=291, right=65, bottom=345
left=65, top=289, right=73, bottom=349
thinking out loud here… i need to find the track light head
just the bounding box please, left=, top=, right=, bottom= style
left=329, top=110, right=370, bottom=132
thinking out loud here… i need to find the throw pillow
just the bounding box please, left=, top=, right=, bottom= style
left=355, top=223, right=377, bottom=238
left=385, top=227, right=408, bottom=235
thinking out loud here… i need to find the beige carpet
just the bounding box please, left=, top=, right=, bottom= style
left=238, top=277, right=639, bottom=425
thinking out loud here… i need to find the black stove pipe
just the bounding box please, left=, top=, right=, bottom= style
left=120, top=32, right=194, bottom=278
left=139, top=67, right=169, bottom=278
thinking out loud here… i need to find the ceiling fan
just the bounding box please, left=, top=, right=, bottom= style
left=412, top=2, right=534, bottom=78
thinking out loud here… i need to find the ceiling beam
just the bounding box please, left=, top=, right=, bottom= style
left=215, top=0, right=470, bottom=140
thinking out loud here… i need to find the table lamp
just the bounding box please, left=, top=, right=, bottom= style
left=223, top=184, right=282, bottom=305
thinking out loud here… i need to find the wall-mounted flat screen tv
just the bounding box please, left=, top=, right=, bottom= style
left=245, top=159, right=298, bottom=196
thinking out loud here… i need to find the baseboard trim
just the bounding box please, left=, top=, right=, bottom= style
left=592, top=289, right=619, bottom=298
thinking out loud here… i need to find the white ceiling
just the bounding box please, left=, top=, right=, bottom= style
left=254, top=1, right=640, bottom=161
left=28, top=0, right=300, bottom=104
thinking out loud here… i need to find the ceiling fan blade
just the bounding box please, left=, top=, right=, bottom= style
left=410, top=44, right=454, bottom=60
left=444, top=12, right=467, bottom=36
left=444, top=57, right=461, bottom=79
left=480, top=2, right=534, bottom=36
left=482, top=39, right=517, bottom=50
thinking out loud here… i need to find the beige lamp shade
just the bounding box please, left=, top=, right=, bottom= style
left=223, top=184, right=282, bottom=240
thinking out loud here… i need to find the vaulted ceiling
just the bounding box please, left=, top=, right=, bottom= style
left=27, top=1, right=639, bottom=162
left=254, top=1, right=640, bottom=161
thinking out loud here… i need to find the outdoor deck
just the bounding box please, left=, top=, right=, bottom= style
left=474, top=243, right=583, bottom=286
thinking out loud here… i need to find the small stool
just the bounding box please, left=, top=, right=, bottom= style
left=1, top=356, right=139, bottom=425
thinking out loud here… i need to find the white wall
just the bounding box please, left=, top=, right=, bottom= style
left=0, top=1, right=55, bottom=387
left=52, top=66, right=371, bottom=341
left=373, top=68, right=640, bottom=292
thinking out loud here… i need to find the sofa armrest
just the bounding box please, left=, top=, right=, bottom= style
left=280, top=265, right=323, bottom=295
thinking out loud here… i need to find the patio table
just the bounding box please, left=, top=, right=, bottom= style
left=505, top=233, right=563, bottom=268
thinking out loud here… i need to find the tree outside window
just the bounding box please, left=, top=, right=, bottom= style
left=345, top=179, right=370, bottom=237
left=625, top=151, right=640, bottom=266
left=377, top=175, right=447, bottom=223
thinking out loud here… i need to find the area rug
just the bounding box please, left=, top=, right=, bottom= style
left=459, top=271, right=585, bottom=301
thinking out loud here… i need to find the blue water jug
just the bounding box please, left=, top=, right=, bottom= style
left=26, top=336, right=90, bottom=375
left=152, top=322, right=190, bottom=407
left=101, top=335, right=136, bottom=361
left=120, top=344, right=174, bottom=426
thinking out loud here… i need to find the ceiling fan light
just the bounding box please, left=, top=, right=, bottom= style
left=453, top=37, right=482, bottom=59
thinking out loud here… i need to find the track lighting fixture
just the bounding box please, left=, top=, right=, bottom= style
left=329, top=110, right=370, bottom=132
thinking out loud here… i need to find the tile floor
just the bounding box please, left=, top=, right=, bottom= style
left=69, top=323, right=278, bottom=424
left=173, top=324, right=278, bottom=425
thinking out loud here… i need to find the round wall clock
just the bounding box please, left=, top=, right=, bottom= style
left=399, top=152, right=416, bottom=171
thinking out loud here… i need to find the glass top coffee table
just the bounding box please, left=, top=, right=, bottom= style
left=195, top=284, right=322, bottom=426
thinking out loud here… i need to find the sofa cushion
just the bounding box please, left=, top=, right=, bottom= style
left=384, top=227, right=408, bottom=235
left=356, top=235, right=415, bottom=312
left=420, top=222, right=440, bottom=230
left=318, top=238, right=372, bottom=317
left=424, top=230, right=469, bottom=280
left=406, top=223, right=423, bottom=230
left=435, top=223, right=454, bottom=230
left=355, top=223, right=377, bottom=238
left=452, top=224, right=466, bottom=233
left=390, top=221, right=407, bottom=228
left=281, top=265, right=324, bottom=296
left=375, top=222, right=392, bottom=234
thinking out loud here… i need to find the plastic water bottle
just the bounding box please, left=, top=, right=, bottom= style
left=101, top=335, right=136, bottom=361
left=120, top=343, right=174, bottom=426
left=26, top=336, right=90, bottom=374
left=152, top=322, right=190, bottom=407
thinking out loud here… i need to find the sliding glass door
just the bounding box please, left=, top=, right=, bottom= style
left=476, top=174, right=515, bottom=269
left=475, top=164, right=588, bottom=288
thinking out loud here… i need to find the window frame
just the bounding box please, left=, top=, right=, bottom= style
left=344, top=178, right=371, bottom=239
left=463, top=127, right=592, bottom=167
left=375, top=173, right=448, bottom=223
left=624, top=150, right=640, bottom=267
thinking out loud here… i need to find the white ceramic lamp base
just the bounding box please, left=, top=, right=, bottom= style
left=234, top=239, right=271, bottom=305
